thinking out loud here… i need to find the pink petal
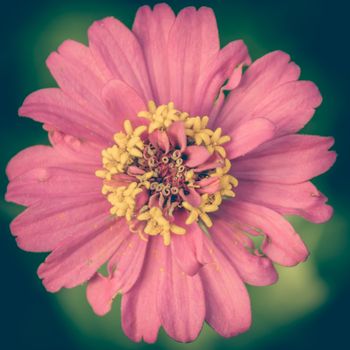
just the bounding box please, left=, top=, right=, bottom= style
left=210, top=218, right=278, bottom=286
left=38, top=219, right=130, bottom=292
left=46, top=40, right=116, bottom=128
left=167, top=7, right=219, bottom=113
left=132, top=4, right=175, bottom=104
left=88, top=17, right=152, bottom=101
left=167, top=121, right=187, bottom=151
left=225, top=118, right=275, bottom=159
left=135, top=188, right=149, bottom=211
left=121, top=237, right=163, bottom=343
left=6, top=144, right=101, bottom=206
left=195, top=40, right=250, bottom=117
left=107, top=233, right=148, bottom=293
left=221, top=201, right=309, bottom=266
left=217, top=51, right=301, bottom=129
left=47, top=130, right=101, bottom=165
left=232, top=135, right=336, bottom=184
left=6, top=143, right=99, bottom=183
left=196, top=176, right=221, bottom=194
left=194, top=153, right=223, bottom=172
left=6, top=167, right=100, bottom=206
left=179, top=188, right=202, bottom=207
left=158, top=246, right=205, bottom=342
left=10, top=195, right=108, bottom=252
left=171, top=212, right=205, bottom=275
left=19, top=88, right=111, bottom=144
left=184, top=145, right=211, bottom=168
left=210, top=61, right=250, bottom=120
left=235, top=180, right=333, bottom=223
left=6, top=145, right=64, bottom=181
left=87, top=234, right=148, bottom=316
left=149, top=130, right=170, bottom=152
left=86, top=273, right=119, bottom=316
left=199, top=236, right=251, bottom=337
left=54, top=39, right=110, bottom=81
left=249, top=80, right=322, bottom=136
left=101, top=79, right=147, bottom=130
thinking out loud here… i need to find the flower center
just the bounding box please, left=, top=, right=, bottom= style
left=96, top=101, right=238, bottom=245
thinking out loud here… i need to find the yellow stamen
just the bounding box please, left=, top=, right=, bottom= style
left=95, top=120, right=146, bottom=179
left=136, top=171, right=154, bottom=189
left=107, top=182, right=142, bottom=221
left=138, top=101, right=188, bottom=133
left=137, top=207, right=185, bottom=245
left=183, top=192, right=223, bottom=228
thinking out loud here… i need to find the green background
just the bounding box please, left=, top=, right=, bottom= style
left=0, top=0, right=349, bottom=349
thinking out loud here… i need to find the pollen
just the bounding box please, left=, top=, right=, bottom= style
left=96, top=102, right=238, bottom=245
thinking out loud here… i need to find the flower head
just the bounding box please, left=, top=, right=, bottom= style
left=6, top=3, right=336, bottom=343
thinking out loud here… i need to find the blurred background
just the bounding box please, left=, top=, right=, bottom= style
left=0, top=0, right=349, bottom=349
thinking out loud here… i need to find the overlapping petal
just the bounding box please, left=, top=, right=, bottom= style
left=210, top=218, right=278, bottom=286
left=5, top=3, right=336, bottom=345
left=232, top=135, right=336, bottom=184
left=38, top=219, right=129, bottom=292
left=200, top=236, right=251, bottom=337
left=220, top=201, right=309, bottom=266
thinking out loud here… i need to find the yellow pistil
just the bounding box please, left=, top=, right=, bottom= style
left=182, top=193, right=222, bottom=228
left=137, top=207, right=186, bottom=245
left=138, top=101, right=188, bottom=133
left=107, top=182, right=142, bottom=221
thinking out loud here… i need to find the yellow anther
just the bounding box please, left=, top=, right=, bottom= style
left=137, top=207, right=185, bottom=245
left=97, top=120, right=146, bottom=179
left=183, top=193, right=222, bottom=228
left=95, top=169, right=108, bottom=178
left=209, top=159, right=238, bottom=198
left=219, top=174, right=238, bottom=197
left=184, top=116, right=230, bottom=157
left=212, top=128, right=222, bottom=142
left=138, top=100, right=189, bottom=132
left=185, top=170, right=195, bottom=182
left=106, top=182, right=142, bottom=221
left=124, top=120, right=133, bottom=134
left=185, top=116, right=213, bottom=147
left=205, top=128, right=231, bottom=156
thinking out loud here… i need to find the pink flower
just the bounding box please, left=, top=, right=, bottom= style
left=6, top=3, right=336, bottom=343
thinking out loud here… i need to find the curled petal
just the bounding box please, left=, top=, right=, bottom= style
left=221, top=201, right=309, bottom=266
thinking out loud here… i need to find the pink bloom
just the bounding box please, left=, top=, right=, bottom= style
left=6, top=3, right=336, bottom=343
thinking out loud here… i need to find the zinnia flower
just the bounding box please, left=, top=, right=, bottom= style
left=6, top=3, right=336, bottom=343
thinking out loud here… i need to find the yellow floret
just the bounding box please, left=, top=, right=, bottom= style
left=182, top=192, right=222, bottom=228
left=107, top=182, right=142, bottom=221
left=95, top=120, right=146, bottom=180
left=137, top=207, right=186, bottom=245
left=138, top=101, right=189, bottom=133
